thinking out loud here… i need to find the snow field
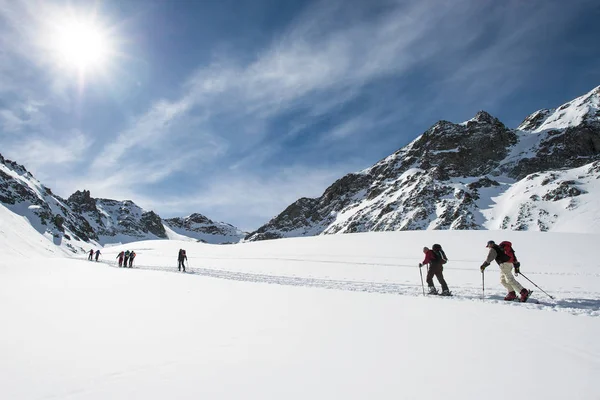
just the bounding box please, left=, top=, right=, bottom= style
left=1, top=229, right=599, bottom=399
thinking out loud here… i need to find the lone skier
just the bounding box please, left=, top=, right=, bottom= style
left=88, top=249, right=94, bottom=261
left=419, top=244, right=451, bottom=296
left=94, top=249, right=101, bottom=262
left=116, top=251, right=125, bottom=267
left=480, top=240, right=530, bottom=302
left=178, top=249, right=187, bottom=272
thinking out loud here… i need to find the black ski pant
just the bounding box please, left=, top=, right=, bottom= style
left=426, top=264, right=449, bottom=291
left=178, top=260, right=186, bottom=271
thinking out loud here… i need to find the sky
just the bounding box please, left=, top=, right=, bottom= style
left=0, top=0, right=599, bottom=231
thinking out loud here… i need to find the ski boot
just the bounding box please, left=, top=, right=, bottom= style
left=428, top=286, right=438, bottom=295
left=504, top=291, right=517, bottom=301
left=440, top=289, right=452, bottom=296
left=520, top=289, right=531, bottom=303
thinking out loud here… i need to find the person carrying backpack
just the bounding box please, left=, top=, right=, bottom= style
left=419, top=244, right=451, bottom=296
left=129, top=251, right=136, bottom=268
left=178, top=249, right=187, bottom=272
left=499, top=241, right=521, bottom=274
left=88, top=249, right=94, bottom=261
left=116, top=251, right=125, bottom=267
left=95, top=249, right=101, bottom=262
left=480, top=240, right=530, bottom=302
left=123, top=250, right=130, bottom=267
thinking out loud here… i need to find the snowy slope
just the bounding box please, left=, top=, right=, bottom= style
left=1, top=227, right=599, bottom=400
left=0, top=154, right=98, bottom=253
left=0, top=203, right=68, bottom=257
left=518, top=85, right=600, bottom=132
left=486, top=162, right=600, bottom=232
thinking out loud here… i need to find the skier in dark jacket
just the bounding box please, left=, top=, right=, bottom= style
left=94, top=249, right=101, bottom=261
left=88, top=249, right=94, bottom=261
left=116, top=251, right=125, bottom=267
left=419, top=244, right=451, bottom=295
left=123, top=250, right=130, bottom=267
left=129, top=251, right=136, bottom=268
left=178, top=249, right=187, bottom=272
left=480, top=240, right=530, bottom=302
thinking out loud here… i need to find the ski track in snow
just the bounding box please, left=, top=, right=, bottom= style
left=95, top=258, right=600, bottom=318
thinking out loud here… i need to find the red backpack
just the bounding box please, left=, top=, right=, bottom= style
left=499, top=241, right=517, bottom=263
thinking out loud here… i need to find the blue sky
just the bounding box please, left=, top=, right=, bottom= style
left=0, top=0, right=599, bottom=231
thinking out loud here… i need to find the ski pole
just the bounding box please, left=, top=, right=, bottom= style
left=418, top=264, right=425, bottom=296
left=518, top=272, right=554, bottom=299
left=481, top=270, right=485, bottom=300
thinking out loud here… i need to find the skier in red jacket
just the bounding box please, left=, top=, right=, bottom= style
left=419, top=244, right=451, bottom=296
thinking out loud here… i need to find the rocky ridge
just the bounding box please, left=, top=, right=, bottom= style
left=245, top=85, right=600, bottom=241
left=0, top=160, right=245, bottom=251
left=163, top=213, right=245, bottom=244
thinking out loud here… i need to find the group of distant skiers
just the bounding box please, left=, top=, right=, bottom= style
left=87, top=249, right=101, bottom=261
left=116, top=250, right=137, bottom=268
left=86, top=248, right=188, bottom=272
left=86, top=239, right=530, bottom=301
left=419, top=240, right=531, bottom=302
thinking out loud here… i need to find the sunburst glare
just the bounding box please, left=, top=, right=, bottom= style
left=44, top=9, right=118, bottom=81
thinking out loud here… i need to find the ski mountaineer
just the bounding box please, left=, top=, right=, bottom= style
left=178, top=249, right=187, bottom=272
left=129, top=251, right=136, bottom=268
left=88, top=249, right=94, bottom=261
left=94, top=249, right=101, bottom=262
left=116, top=251, right=125, bottom=267
left=480, top=240, right=530, bottom=302
left=123, top=250, right=130, bottom=267
left=419, top=244, right=451, bottom=296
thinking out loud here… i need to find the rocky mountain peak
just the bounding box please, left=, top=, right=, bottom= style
left=517, top=109, right=552, bottom=131
left=472, top=110, right=498, bottom=124
left=68, top=190, right=97, bottom=213
left=187, top=213, right=212, bottom=224
left=163, top=212, right=245, bottom=243
left=518, top=86, right=600, bottom=133
left=0, top=153, right=33, bottom=178
left=245, top=85, right=600, bottom=241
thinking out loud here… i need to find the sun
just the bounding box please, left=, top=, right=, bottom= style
left=46, top=12, right=115, bottom=76
left=55, top=20, right=110, bottom=70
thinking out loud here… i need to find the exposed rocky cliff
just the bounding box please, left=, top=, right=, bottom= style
left=245, top=85, right=600, bottom=241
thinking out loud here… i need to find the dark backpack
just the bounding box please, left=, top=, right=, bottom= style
left=431, top=244, right=448, bottom=264
left=499, top=241, right=517, bottom=263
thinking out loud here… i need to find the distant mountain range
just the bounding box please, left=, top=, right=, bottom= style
left=245, top=85, right=600, bottom=241
left=1, top=85, right=599, bottom=251
left=0, top=159, right=246, bottom=252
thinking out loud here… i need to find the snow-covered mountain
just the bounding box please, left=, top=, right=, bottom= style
left=0, top=154, right=98, bottom=253
left=163, top=213, right=246, bottom=244
left=245, top=85, right=600, bottom=241
left=67, top=189, right=169, bottom=244
left=0, top=158, right=245, bottom=251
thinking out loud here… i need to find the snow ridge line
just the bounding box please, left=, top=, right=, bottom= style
left=97, top=260, right=600, bottom=317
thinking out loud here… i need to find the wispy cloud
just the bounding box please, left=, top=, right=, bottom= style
left=133, top=164, right=355, bottom=231
left=6, top=129, right=92, bottom=169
